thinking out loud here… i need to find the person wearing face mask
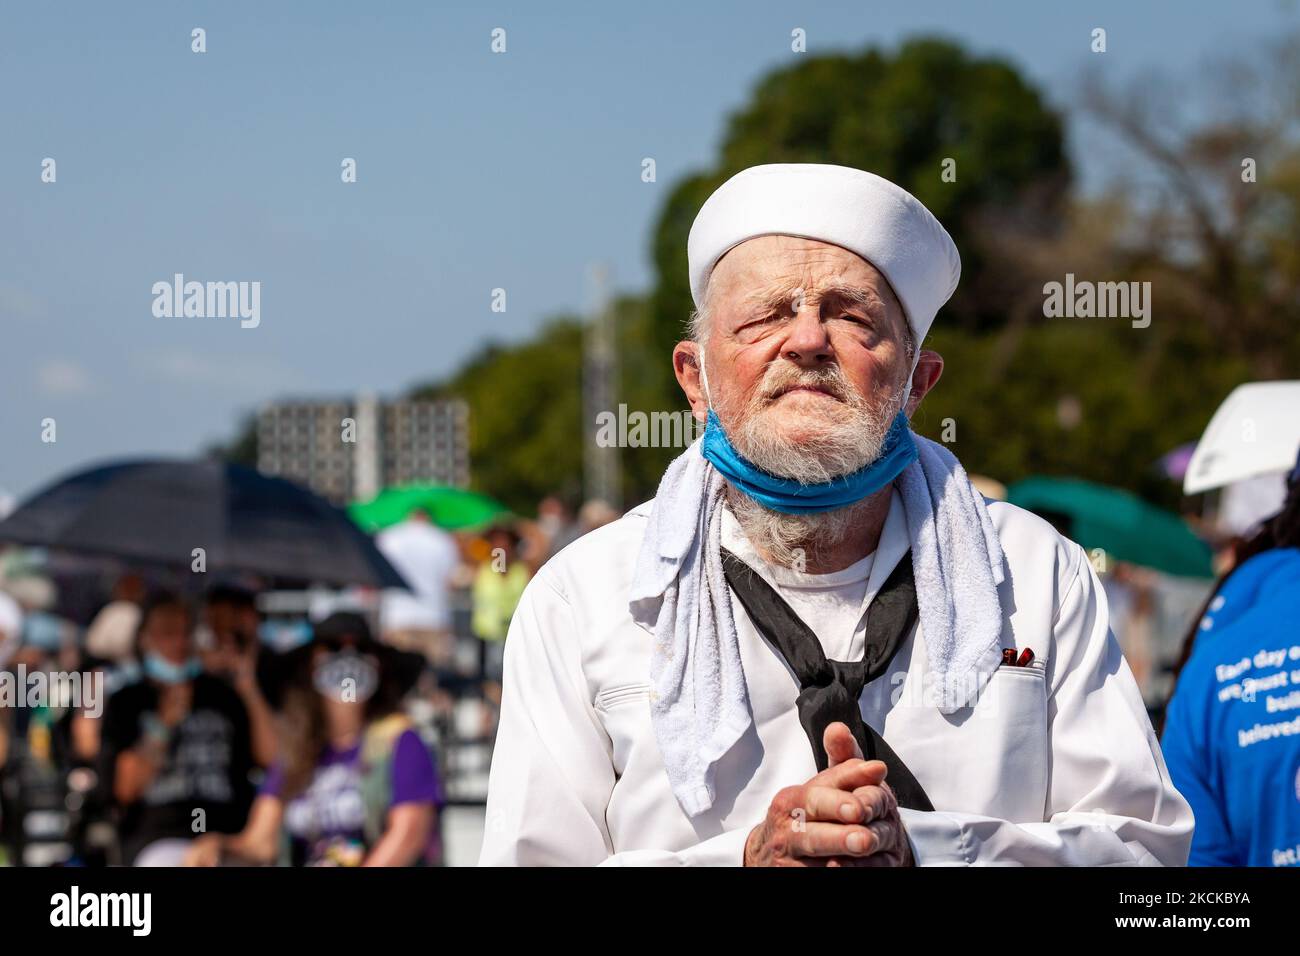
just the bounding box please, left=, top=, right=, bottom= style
left=99, top=590, right=259, bottom=866
left=480, top=164, right=1191, bottom=867
left=184, top=612, right=442, bottom=866
left=1161, top=452, right=1300, bottom=866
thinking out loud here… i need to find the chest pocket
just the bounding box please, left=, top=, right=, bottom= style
left=594, top=683, right=652, bottom=777
left=594, top=682, right=651, bottom=712
left=958, top=664, right=1050, bottom=820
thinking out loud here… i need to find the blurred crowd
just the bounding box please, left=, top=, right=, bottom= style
left=3, top=471, right=1293, bottom=869
left=0, top=495, right=616, bottom=867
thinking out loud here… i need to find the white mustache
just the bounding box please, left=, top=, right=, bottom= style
left=759, top=367, right=857, bottom=404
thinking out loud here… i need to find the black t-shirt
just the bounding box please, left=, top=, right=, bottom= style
left=100, top=674, right=255, bottom=863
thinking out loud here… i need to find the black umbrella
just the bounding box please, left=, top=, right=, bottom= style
left=0, top=458, right=408, bottom=588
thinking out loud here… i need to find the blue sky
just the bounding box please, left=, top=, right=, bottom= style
left=3, top=0, right=1295, bottom=500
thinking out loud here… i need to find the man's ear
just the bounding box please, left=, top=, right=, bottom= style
left=905, top=349, right=944, bottom=417
left=673, top=341, right=709, bottom=422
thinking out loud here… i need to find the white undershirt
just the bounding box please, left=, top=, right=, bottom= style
left=720, top=506, right=875, bottom=662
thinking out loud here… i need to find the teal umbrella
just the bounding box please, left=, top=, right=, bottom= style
left=1007, top=476, right=1212, bottom=578
left=349, top=485, right=509, bottom=533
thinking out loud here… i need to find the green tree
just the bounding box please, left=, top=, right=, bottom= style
left=412, top=318, right=587, bottom=513
left=412, top=37, right=1079, bottom=508
left=647, top=37, right=1072, bottom=385
left=223, top=35, right=1297, bottom=516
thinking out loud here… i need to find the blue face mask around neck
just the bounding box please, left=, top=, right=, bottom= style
left=143, top=653, right=202, bottom=685
left=700, top=407, right=918, bottom=514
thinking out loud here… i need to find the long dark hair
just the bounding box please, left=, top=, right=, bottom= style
left=1164, top=469, right=1300, bottom=725
left=278, top=613, right=414, bottom=800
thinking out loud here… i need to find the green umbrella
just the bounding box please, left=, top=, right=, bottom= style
left=1006, top=476, right=1212, bottom=579
left=349, top=485, right=509, bottom=533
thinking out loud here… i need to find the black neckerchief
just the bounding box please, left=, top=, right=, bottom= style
left=720, top=547, right=934, bottom=812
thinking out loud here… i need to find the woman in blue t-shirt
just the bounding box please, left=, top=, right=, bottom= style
left=1162, top=455, right=1300, bottom=867
left=185, top=612, right=443, bottom=866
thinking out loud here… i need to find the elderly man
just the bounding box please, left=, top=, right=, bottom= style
left=479, top=164, right=1192, bottom=866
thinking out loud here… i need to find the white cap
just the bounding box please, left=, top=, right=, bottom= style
left=687, top=163, right=961, bottom=345
left=1183, top=381, right=1300, bottom=495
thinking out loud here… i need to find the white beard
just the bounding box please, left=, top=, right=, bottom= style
left=718, top=361, right=906, bottom=569
left=726, top=488, right=877, bottom=570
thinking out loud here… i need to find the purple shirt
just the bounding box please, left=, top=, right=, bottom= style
left=261, top=728, right=443, bottom=865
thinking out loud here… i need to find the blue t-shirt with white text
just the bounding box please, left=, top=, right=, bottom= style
left=1163, top=548, right=1300, bottom=866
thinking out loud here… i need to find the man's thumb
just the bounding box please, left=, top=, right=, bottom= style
left=824, top=721, right=864, bottom=767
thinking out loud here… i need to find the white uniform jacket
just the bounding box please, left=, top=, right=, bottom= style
left=479, top=494, right=1193, bottom=866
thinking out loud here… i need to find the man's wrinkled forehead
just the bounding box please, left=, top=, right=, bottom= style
left=706, top=235, right=904, bottom=317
